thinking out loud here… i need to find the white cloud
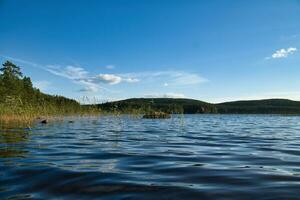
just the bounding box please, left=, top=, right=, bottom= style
left=122, top=70, right=207, bottom=86
left=46, top=66, right=139, bottom=92
left=48, top=68, right=206, bottom=92
left=268, top=47, right=297, bottom=59
left=172, top=72, right=207, bottom=85
left=0, top=55, right=42, bottom=69
left=0, top=56, right=206, bottom=96
left=105, top=65, right=115, bottom=69
left=76, top=79, right=99, bottom=92
left=33, top=81, right=51, bottom=91
left=46, top=65, right=88, bottom=79
left=45, top=65, right=101, bottom=92
left=94, top=74, right=140, bottom=85
left=144, top=93, right=186, bottom=98
left=96, top=74, right=122, bottom=85
left=123, top=77, right=139, bottom=83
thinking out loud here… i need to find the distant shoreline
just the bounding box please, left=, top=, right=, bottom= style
left=93, top=98, right=300, bottom=115
left=1, top=60, right=300, bottom=125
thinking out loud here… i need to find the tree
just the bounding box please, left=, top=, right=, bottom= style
left=0, top=60, right=82, bottom=114
left=0, top=61, right=24, bottom=99
left=0, top=61, right=23, bottom=79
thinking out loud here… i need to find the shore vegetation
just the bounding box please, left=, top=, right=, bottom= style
left=0, top=61, right=100, bottom=127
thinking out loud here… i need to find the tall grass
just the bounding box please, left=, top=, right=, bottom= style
left=0, top=96, right=101, bottom=127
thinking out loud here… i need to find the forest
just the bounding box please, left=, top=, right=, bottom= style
left=98, top=98, right=300, bottom=115
left=97, top=98, right=218, bottom=114
left=1, top=60, right=300, bottom=125
left=0, top=61, right=97, bottom=124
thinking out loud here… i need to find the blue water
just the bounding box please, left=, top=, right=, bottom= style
left=1, top=115, right=300, bottom=199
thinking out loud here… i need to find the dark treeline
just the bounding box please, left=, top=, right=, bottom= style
left=0, top=61, right=84, bottom=116
left=217, top=99, right=300, bottom=114
left=2, top=60, right=300, bottom=118
left=98, top=98, right=300, bottom=115
left=98, top=98, right=217, bottom=114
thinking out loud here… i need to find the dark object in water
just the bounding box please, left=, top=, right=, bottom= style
left=143, top=112, right=171, bottom=119
left=40, top=119, right=48, bottom=124
left=68, top=120, right=74, bottom=123
left=25, top=126, right=31, bottom=131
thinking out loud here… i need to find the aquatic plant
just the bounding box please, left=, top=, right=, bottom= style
left=0, top=61, right=101, bottom=124
left=142, top=111, right=171, bottom=119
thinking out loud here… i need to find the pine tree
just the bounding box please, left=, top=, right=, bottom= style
left=0, top=61, right=23, bottom=99
left=0, top=61, right=23, bottom=79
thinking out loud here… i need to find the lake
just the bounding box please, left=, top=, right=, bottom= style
left=1, top=115, right=300, bottom=199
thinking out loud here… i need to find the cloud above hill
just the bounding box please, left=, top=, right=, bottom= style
left=0, top=56, right=208, bottom=95
left=267, top=47, right=297, bottom=59
left=96, top=74, right=139, bottom=85
left=45, top=65, right=207, bottom=93
left=144, top=93, right=186, bottom=98
left=46, top=65, right=140, bottom=92
left=122, top=70, right=207, bottom=86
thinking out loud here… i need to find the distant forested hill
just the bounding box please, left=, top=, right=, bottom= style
left=3, top=60, right=300, bottom=116
left=98, top=98, right=300, bottom=114
left=216, top=99, right=300, bottom=114
left=98, top=98, right=218, bottom=114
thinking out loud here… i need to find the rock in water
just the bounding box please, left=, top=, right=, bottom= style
left=143, top=111, right=171, bottom=119
left=41, top=119, right=48, bottom=124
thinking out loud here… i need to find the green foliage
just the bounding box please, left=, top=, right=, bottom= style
left=2, top=60, right=299, bottom=119
left=1, top=61, right=23, bottom=78
left=0, top=61, right=99, bottom=120
left=98, top=98, right=300, bottom=115
left=98, top=98, right=217, bottom=114
left=216, top=99, right=300, bottom=114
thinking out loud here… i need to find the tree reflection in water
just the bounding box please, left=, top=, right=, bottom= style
left=0, top=127, right=30, bottom=158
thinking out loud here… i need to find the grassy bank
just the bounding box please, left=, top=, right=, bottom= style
left=0, top=61, right=101, bottom=127
left=0, top=103, right=100, bottom=127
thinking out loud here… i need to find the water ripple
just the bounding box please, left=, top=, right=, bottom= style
left=1, top=115, right=300, bottom=199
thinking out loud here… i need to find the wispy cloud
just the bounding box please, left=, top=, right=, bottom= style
left=280, top=34, right=300, bottom=41
left=46, top=68, right=205, bottom=92
left=0, top=55, right=207, bottom=95
left=266, top=47, right=297, bottom=59
left=122, top=70, right=208, bottom=86
left=95, top=74, right=139, bottom=85
left=97, top=74, right=122, bottom=85
left=105, top=65, right=115, bottom=69
left=46, top=65, right=88, bottom=79
left=144, top=93, right=186, bottom=98
left=0, top=55, right=42, bottom=69
left=45, top=65, right=100, bottom=92
left=0, top=56, right=125, bottom=93
left=32, top=81, right=51, bottom=91
left=46, top=66, right=139, bottom=92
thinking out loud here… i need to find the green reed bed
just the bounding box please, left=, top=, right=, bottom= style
left=0, top=103, right=101, bottom=128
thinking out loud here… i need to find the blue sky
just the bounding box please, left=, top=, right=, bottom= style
left=1, top=0, right=300, bottom=103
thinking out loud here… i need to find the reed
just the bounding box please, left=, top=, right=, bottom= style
left=0, top=101, right=101, bottom=127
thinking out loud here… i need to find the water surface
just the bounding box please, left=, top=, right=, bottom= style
left=1, top=115, right=300, bottom=199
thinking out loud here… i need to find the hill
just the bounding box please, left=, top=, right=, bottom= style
left=216, top=99, right=300, bottom=114
left=3, top=60, right=300, bottom=119
left=98, top=98, right=217, bottom=114
left=98, top=98, right=300, bottom=114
